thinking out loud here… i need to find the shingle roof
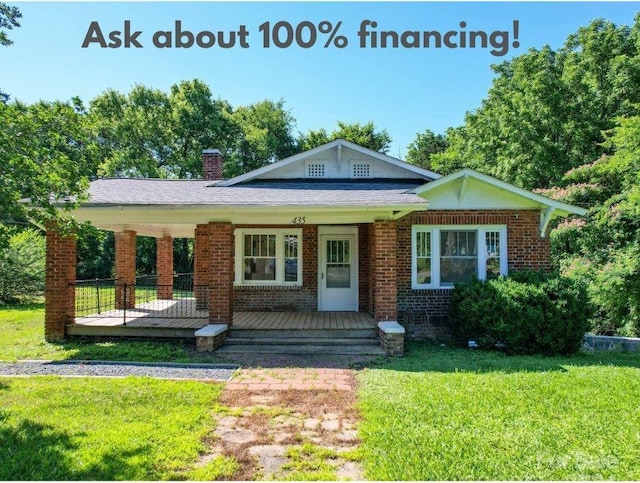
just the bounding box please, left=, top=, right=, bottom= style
left=84, top=178, right=429, bottom=207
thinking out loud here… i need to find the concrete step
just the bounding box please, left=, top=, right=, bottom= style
left=216, top=344, right=386, bottom=356
left=224, top=337, right=380, bottom=346
left=229, top=328, right=378, bottom=339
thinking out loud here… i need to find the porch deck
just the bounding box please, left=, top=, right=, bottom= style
left=67, top=298, right=375, bottom=338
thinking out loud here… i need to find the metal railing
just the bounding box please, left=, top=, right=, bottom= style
left=74, top=273, right=209, bottom=323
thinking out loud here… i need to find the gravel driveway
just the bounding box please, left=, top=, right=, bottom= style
left=0, top=360, right=238, bottom=381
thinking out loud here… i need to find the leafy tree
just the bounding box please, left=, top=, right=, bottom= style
left=0, top=3, right=22, bottom=103
left=226, top=99, right=298, bottom=177
left=297, top=121, right=392, bottom=153
left=90, top=79, right=235, bottom=179
left=0, top=229, right=45, bottom=303
left=0, top=99, right=94, bottom=245
left=406, top=129, right=448, bottom=169
left=432, top=17, right=640, bottom=189
left=548, top=115, right=640, bottom=336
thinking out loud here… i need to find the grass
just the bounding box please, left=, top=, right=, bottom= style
left=0, top=303, right=227, bottom=363
left=357, top=342, right=640, bottom=480
left=0, top=376, right=237, bottom=480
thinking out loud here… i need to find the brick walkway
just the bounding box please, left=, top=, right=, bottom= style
left=225, top=368, right=355, bottom=391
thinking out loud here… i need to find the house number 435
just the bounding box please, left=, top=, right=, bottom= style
left=291, top=216, right=306, bottom=225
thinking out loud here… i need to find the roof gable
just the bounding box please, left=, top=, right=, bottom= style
left=412, top=168, right=587, bottom=232
left=217, top=139, right=441, bottom=186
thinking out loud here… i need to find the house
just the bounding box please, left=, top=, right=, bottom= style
left=44, top=139, right=586, bottom=355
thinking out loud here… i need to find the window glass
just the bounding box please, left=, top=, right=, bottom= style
left=284, top=234, right=299, bottom=282
left=244, top=234, right=276, bottom=281
left=416, top=231, right=431, bottom=284
left=440, top=230, right=477, bottom=285
left=486, top=231, right=501, bottom=279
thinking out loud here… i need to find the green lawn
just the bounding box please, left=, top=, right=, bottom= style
left=358, top=343, right=640, bottom=480
left=0, top=376, right=235, bottom=480
left=0, top=304, right=226, bottom=363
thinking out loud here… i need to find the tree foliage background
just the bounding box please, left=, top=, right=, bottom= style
left=2, top=4, right=638, bottom=335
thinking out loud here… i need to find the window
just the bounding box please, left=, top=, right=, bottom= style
left=411, top=225, right=507, bottom=289
left=306, top=162, right=326, bottom=178
left=350, top=161, right=372, bottom=179
left=234, top=229, right=302, bottom=286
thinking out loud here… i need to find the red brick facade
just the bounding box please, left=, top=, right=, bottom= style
left=45, top=224, right=76, bottom=341
left=208, top=222, right=234, bottom=324
left=194, top=224, right=210, bottom=310
left=115, top=230, right=136, bottom=309
left=372, top=220, right=398, bottom=321
left=156, top=236, right=173, bottom=300
left=396, top=209, right=552, bottom=338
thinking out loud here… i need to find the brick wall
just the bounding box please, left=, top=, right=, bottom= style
left=373, top=220, right=398, bottom=321
left=209, top=222, right=234, bottom=324
left=45, top=224, right=76, bottom=341
left=396, top=209, right=551, bottom=339
left=358, top=224, right=371, bottom=314
left=156, top=236, right=173, bottom=300
left=115, top=230, right=136, bottom=309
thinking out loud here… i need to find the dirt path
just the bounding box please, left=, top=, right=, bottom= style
left=203, top=367, right=366, bottom=480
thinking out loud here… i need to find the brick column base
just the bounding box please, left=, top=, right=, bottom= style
left=45, top=225, right=76, bottom=341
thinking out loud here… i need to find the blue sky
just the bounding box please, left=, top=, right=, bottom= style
left=3, top=1, right=639, bottom=157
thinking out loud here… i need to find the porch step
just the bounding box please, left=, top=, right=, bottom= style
left=220, top=327, right=383, bottom=355
left=216, top=344, right=386, bottom=356
left=229, top=328, right=378, bottom=339
left=225, top=337, right=380, bottom=346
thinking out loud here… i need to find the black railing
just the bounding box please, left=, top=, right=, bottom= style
left=74, top=273, right=209, bottom=322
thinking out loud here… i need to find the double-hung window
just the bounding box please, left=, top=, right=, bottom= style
left=234, top=229, right=303, bottom=286
left=412, top=225, right=507, bottom=289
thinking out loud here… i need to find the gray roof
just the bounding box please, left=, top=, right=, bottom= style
left=84, top=178, right=428, bottom=207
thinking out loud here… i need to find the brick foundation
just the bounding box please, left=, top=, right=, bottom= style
left=156, top=236, right=173, bottom=300
left=115, top=230, right=136, bottom=309
left=45, top=224, right=76, bottom=341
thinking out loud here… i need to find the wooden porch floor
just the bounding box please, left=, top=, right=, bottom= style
left=70, top=301, right=375, bottom=333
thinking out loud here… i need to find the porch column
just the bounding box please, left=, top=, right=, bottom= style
left=208, top=221, right=234, bottom=325
left=115, top=230, right=136, bottom=309
left=373, top=220, right=398, bottom=321
left=156, top=236, right=173, bottom=300
left=194, top=224, right=210, bottom=310
left=45, top=223, right=76, bottom=341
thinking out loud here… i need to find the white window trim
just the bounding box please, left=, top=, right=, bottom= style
left=234, top=228, right=303, bottom=287
left=411, top=225, right=508, bottom=290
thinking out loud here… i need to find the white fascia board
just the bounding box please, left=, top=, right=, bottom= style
left=412, top=168, right=587, bottom=217
left=218, top=139, right=442, bottom=186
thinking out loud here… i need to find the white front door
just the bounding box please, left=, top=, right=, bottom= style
left=318, top=229, right=358, bottom=312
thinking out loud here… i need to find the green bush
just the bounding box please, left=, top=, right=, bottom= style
left=0, top=229, right=46, bottom=303
left=450, top=272, right=592, bottom=355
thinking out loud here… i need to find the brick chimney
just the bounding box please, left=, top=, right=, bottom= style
left=202, top=149, right=224, bottom=180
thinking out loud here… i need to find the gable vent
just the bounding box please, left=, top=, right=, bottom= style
left=306, top=162, right=326, bottom=178
left=351, top=161, right=372, bottom=179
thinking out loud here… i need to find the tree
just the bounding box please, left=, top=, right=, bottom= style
left=405, top=129, right=448, bottom=169
left=0, top=3, right=22, bottom=103
left=226, top=99, right=298, bottom=177
left=547, top=115, right=640, bottom=336
left=90, top=79, right=235, bottom=178
left=0, top=229, right=45, bottom=303
left=432, top=17, right=640, bottom=190
left=297, top=121, right=392, bottom=153
left=0, top=99, right=94, bottom=245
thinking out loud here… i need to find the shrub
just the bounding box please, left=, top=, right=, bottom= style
left=0, top=229, right=46, bottom=303
left=450, top=272, right=592, bottom=355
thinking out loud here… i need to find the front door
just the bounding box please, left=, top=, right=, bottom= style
left=319, top=231, right=358, bottom=311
